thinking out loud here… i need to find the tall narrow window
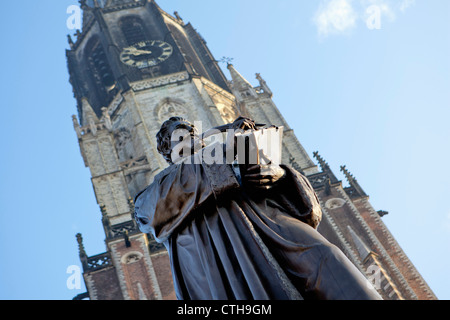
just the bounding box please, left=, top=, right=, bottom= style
left=85, top=37, right=116, bottom=110
left=90, top=43, right=115, bottom=89
left=120, top=17, right=148, bottom=46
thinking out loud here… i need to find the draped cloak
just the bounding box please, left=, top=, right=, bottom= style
left=134, top=150, right=382, bottom=300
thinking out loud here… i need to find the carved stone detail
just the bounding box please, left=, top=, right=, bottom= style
left=325, top=198, right=346, bottom=210
left=307, top=172, right=330, bottom=189
left=86, top=252, right=113, bottom=271
left=156, top=98, right=189, bottom=123
left=216, top=103, right=237, bottom=124
left=131, top=72, right=189, bottom=92
left=121, top=251, right=144, bottom=265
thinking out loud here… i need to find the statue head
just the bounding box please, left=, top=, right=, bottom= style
left=156, top=117, right=204, bottom=165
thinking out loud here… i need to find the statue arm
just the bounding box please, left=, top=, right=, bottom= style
left=246, top=165, right=322, bottom=229
left=280, top=165, right=323, bottom=229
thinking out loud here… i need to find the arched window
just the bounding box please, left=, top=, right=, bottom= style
left=85, top=37, right=116, bottom=109
left=120, top=16, right=148, bottom=46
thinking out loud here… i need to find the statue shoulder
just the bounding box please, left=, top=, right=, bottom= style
left=134, top=165, right=179, bottom=203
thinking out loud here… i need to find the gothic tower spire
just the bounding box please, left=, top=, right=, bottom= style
left=255, top=73, right=273, bottom=97
left=340, top=165, right=368, bottom=199
left=227, top=63, right=254, bottom=93
left=313, top=151, right=339, bottom=183
left=68, top=0, right=231, bottom=121
left=76, top=233, right=89, bottom=271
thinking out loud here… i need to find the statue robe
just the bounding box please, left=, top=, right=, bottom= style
left=134, top=151, right=382, bottom=300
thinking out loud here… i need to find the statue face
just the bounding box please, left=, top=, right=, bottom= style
left=166, top=120, right=204, bottom=164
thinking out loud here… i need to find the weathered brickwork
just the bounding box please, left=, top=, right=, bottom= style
left=353, top=198, right=436, bottom=300
left=151, top=252, right=177, bottom=300
left=84, top=267, right=123, bottom=300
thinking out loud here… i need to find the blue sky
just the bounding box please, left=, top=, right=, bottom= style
left=0, top=0, right=448, bottom=300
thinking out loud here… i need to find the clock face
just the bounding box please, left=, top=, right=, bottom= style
left=120, top=40, right=173, bottom=69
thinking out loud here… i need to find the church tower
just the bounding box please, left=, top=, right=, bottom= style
left=67, top=0, right=436, bottom=300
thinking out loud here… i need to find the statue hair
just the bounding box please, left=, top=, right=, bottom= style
left=156, top=117, right=196, bottom=165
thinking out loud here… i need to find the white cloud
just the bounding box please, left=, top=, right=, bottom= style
left=363, top=0, right=416, bottom=15
left=361, top=0, right=396, bottom=22
left=313, top=0, right=358, bottom=37
left=400, top=0, right=416, bottom=12
left=313, top=0, right=416, bottom=38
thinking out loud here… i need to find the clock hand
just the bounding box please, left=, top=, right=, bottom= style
left=126, top=47, right=153, bottom=55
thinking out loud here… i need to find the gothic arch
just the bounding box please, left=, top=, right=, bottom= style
left=120, top=251, right=143, bottom=265
left=119, top=15, right=148, bottom=46
left=154, top=97, right=189, bottom=123
left=84, top=36, right=116, bottom=109
left=325, top=198, right=347, bottom=210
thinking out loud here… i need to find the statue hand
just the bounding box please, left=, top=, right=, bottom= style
left=243, top=164, right=286, bottom=190
left=230, top=117, right=258, bottom=131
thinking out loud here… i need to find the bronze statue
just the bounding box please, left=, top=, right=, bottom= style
left=134, top=116, right=382, bottom=300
